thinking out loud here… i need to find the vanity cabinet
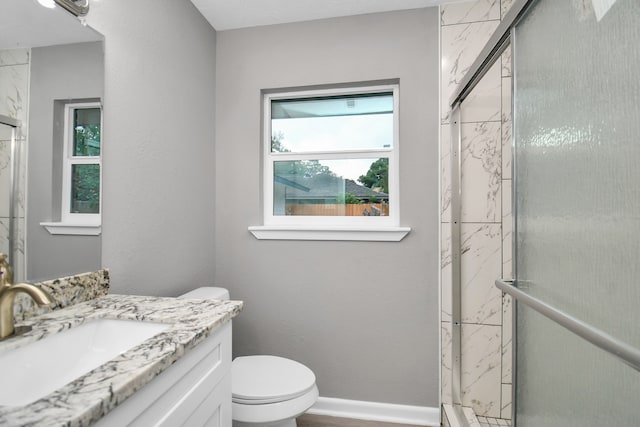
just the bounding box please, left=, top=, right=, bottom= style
left=95, top=322, right=232, bottom=427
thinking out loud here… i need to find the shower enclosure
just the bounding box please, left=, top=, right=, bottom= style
left=449, top=0, right=640, bottom=425
left=0, top=115, right=24, bottom=281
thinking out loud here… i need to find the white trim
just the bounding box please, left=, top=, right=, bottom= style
left=248, top=226, right=410, bottom=241
left=40, top=222, right=101, bottom=236
left=262, top=84, right=401, bottom=228
left=307, top=397, right=440, bottom=426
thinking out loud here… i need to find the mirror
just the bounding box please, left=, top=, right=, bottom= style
left=0, top=0, right=104, bottom=282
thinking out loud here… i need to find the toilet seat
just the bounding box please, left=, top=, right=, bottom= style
left=232, top=355, right=316, bottom=405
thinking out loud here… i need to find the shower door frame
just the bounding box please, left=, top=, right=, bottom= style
left=447, top=0, right=535, bottom=424
left=449, top=0, right=640, bottom=425
left=0, top=115, right=21, bottom=268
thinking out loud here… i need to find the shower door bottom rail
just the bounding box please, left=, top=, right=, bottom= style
left=495, top=279, right=640, bottom=372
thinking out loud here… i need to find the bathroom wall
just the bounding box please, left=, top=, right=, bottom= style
left=440, top=0, right=514, bottom=419
left=27, top=42, right=103, bottom=281
left=215, top=9, right=440, bottom=406
left=0, top=48, right=29, bottom=281
left=86, top=0, right=218, bottom=296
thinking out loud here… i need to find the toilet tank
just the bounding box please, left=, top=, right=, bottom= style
left=178, top=287, right=230, bottom=300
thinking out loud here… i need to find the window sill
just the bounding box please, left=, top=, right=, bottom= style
left=248, top=226, right=410, bottom=241
left=40, top=222, right=101, bottom=236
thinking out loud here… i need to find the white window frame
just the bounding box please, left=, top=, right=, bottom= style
left=249, top=84, right=410, bottom=241
left=41, top=101, right=102, bottom=235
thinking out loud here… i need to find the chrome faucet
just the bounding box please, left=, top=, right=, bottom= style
left=0, top=253, right=53, bottom=339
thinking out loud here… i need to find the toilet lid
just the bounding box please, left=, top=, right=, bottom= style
left=232, top=355, right=316, bottom=404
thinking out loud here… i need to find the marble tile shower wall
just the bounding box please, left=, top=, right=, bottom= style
left=0, top=48, right=29, bottom=281
left=440, top=0, right=514, bottom=420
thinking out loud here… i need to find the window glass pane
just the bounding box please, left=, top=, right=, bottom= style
left=71, top=164, right=100, bottom=214
left=73, top=107, right=101, bottom=156
left=273, top=158, right=389, bottom=216
left=271, top=93, right=393, bottom=153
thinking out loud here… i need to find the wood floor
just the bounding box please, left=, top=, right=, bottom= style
left=297, top=414, right=430, bottom=427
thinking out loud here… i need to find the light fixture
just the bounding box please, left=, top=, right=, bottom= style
left=37, top=0, right=56, bottom=9
left=49, top=0, right=91, bottom=17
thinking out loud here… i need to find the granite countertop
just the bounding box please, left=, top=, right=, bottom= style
left=0, top=294, right=243, bottom=427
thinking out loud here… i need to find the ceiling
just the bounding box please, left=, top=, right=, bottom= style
left=0, top=0, right=452, bottom=50
left=0, top=0, right=102, bottom=50
left=190, top=0, right=450, bottom=31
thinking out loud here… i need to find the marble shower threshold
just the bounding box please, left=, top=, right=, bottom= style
left=442, top=404, right=511, bottom=427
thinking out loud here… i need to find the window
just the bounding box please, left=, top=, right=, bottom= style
left=42, top=101, right=102, bottom=235
left=250, top=84, right=410, bottom=241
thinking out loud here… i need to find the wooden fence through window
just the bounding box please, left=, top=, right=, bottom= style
left=285, top=203, right=388, bottom=216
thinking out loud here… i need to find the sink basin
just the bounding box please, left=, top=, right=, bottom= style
left=0, top=318, right=169, bottom=406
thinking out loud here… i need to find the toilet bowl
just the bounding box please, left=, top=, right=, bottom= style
left=178, top=287, right=318, bottom=427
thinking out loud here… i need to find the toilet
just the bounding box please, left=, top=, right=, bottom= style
left=178, top=287, right=319, bottom=427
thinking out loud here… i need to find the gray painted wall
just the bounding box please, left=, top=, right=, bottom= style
left=87, top=0, right=217, bottom=296
left=215, top=9, right=440, bottom=406
left=27, top=42, right=103, bottom=281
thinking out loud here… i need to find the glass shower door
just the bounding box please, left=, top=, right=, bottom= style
left=512, top=0, right=640, bottom=425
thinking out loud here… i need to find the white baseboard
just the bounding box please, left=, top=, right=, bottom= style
left=306, top=396, right=440, bottom=426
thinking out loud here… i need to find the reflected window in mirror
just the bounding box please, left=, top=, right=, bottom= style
left=62, top=102, right=102, bottom=225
